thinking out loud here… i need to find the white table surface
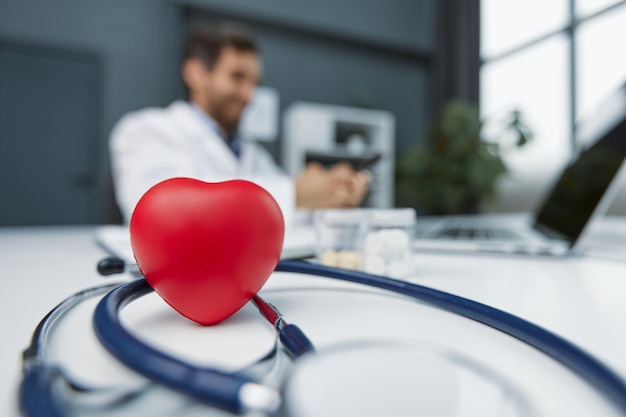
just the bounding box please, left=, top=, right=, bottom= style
left=2, top=219, right=626, bottom=416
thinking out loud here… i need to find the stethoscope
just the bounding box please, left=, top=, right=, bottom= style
left=20, top=257, right=626, bottom=417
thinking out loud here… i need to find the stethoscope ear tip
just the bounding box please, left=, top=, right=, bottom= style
left=97, top=257, right=126, bottom=276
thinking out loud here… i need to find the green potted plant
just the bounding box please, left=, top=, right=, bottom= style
left=395, top=99, right=532, bottom=214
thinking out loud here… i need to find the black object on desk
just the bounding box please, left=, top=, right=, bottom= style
left=305, top=152, right=382, bottom=171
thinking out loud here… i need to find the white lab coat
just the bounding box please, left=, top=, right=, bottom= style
left=109, top=100, right=295, bottom=225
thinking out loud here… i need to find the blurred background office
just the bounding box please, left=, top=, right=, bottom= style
left=1, top=0, right=625, bottom=226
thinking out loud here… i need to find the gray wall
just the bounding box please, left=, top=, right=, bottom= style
left=0, top=0, right=435, bottom=225
left=0, top=0, right=183, bottom=223
left=180, top=0, right=434, bottom=52
left=183, top=0, right=435, bottom=155
left=0, top=0, right=183, bottom=130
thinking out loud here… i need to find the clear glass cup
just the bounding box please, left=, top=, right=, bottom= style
left=360, top=208, right=416, bottom=278
left=313, top=209, right=366, bottom=270
left=313, top=208, right=416, bottom=277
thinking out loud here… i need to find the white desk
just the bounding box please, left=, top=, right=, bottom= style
left=2, top=220, right=626, bottom=416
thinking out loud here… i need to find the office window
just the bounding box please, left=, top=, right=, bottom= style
left=480, top=35, right=571, bottom=211
left=576, top=6, right=626, bottom=119
left=481, top=34, right=570, bottom=166
left=481, top=1, right=568, bottom=59
left=480, top=0, right=626, bottom=211
left=576, top=0, right=623, bottom=17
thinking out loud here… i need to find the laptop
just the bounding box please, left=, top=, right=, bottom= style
left=413, top=83, right=626, bottom=257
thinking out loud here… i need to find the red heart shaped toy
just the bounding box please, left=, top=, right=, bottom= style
left=129, top=178, right=285, bottom=325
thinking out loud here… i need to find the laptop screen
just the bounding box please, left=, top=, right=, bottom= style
left=534, top=83, right=626, bottom=246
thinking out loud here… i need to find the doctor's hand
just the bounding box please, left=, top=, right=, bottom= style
left=295, top=162, right=370, bottom=209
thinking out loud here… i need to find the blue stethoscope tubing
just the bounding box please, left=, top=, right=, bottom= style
left=94, top=278, right=282, bottom=415
left=276, top=261, right=626, bottom=412
left=20, top=283, right=123, bottom=417
left=91, top=259, right=626, bottom=415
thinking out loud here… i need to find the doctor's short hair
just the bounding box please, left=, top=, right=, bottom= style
left=182, top=22, right=258, bottom=70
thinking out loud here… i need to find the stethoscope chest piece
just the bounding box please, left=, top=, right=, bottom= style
left=283, top=340, right=530, bottom=417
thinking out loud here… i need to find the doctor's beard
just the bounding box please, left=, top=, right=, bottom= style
left=210, top=99, right=246, bottom=137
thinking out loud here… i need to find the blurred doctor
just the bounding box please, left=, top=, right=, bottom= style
left=109, top=22, right=369, bottom=225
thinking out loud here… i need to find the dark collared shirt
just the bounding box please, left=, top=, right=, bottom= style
left=190, top=102, right=241, bottom=159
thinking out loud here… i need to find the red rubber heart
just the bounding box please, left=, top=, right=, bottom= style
left=129, top=178, right=284, bottom=325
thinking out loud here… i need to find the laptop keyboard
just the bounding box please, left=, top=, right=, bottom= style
left=434, top=225, right=520, bottom=240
